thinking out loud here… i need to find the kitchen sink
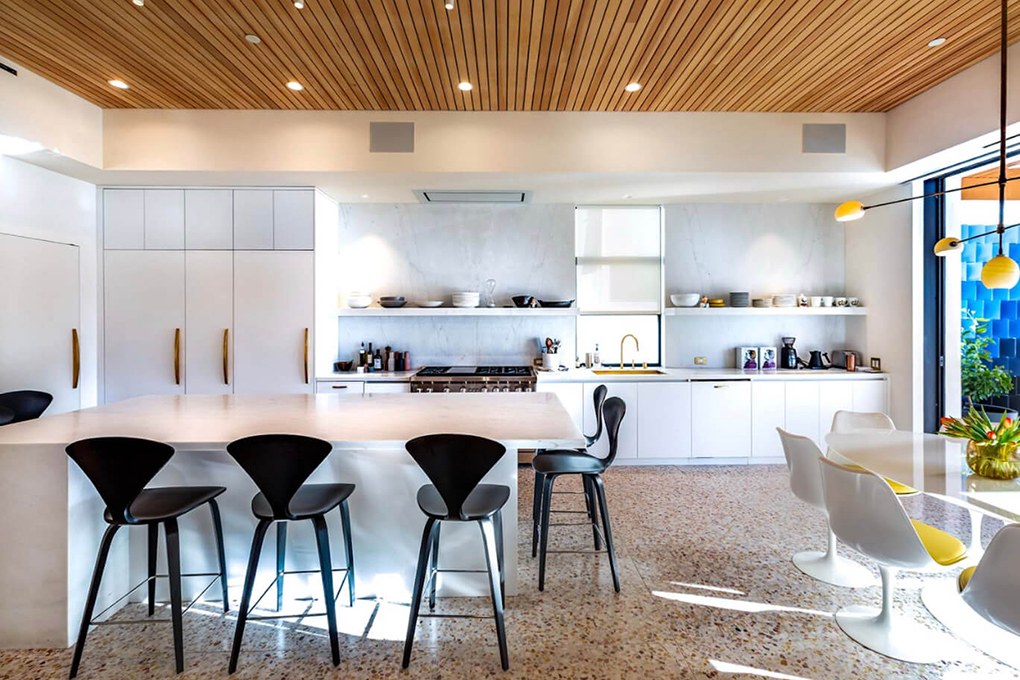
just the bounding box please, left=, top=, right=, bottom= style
left=592, top=369, right=667, bottom=375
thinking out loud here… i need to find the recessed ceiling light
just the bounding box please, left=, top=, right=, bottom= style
left=293, top=0, right=304, bottom=8
left=458, top=81, right=473, bottom=91
left=245, top=34, right=261, bottom=44
left=928, top=37, right=947, bottom=47
left=108, top=79, right=130, bottom=89
left=445, top=1, right=455, bottom=9
left=286, top=81, right=304, bottom=91
left=624, top=82, right=642, bottom=92
left=132, top=0, right=144, bottom=6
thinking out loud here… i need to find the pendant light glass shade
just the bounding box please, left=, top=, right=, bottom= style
left=933, top=237, right=964, bottom=256
left=981, top=254, right=1020, bottom=289
left=834, top=201, right=865, bottom=222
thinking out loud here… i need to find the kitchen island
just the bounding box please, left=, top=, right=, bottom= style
left=0, top=393, right=583, bottom=649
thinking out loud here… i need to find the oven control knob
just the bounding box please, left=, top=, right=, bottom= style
left=426, top=388, right=433, bottom=393
left=459, top=387, right=467, bottom=393
left=443, top=387, right=450, bottom=393
left=514, top=387, right=521, bottom=392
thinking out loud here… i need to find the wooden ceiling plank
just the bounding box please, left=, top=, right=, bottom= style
left=313, top=0, right=391, bottom=109
left=644, top=0, right=726, bottom=111
left=443, top=0, right=473, bottom=110
left=522, top=0, right=545, bottom=110
left=373, top=2, right=431, bottom=110
left=577, top=0, right=625, bottom=109
left=353, top=2, right=420, bottom=110
left=452, top=0, right=481, bottom=110
left=540, top=0, right=576, bottom=110
left=556, top=0, right=597, bottom=110
left=280, top=0, right=368, bottom=108
left=581, top=0, right=635, bottom=110
left=530, top=0, right=561, bottom=110
left=332, top=1, right=409, bottom=109
left=611, top=0, right=687, bottom=111
left=468, top=0, right=492, bottom=110
left=563, top=0, right=608, bottom=110
left=422, top=0, right=464, bottom=111
left=402, top=0, right=450, bottom=110
left=515, top=0, right=533, bottom=110
left=484, top=0, right=501, bottom=110
left=507, top=0, right=521, bottom=110
left=598, top=0, right=664, bottom=111
left=496, top=0, right=510, bottom=110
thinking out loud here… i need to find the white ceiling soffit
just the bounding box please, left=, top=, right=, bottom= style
left=413, top=190, right=532, bottom=204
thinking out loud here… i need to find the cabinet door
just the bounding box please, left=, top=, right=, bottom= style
left=185, top=189, right=233, bottom=250
left=104, top=250, right=185, bottom=402
left=233, top=190, right=274, bottom=250
left=364, top=382, right=411, bottom=394
left=536, top=382, right=584, bottom=433
left=185, top=252, right=233, bottom=394
left=637, top=382, right=692, bottom=458
left=0, top=235, right=80, bottom=415
left=143, top=189, right=185, bottom=249
left=233, top=251, right=313, bottom=394
left=273, top=190, right=314, bottom=250
left=785, top=381, right=820, bottom=445
left=852, top=380, right=889, bottom=415
left=691, top=381, right=751, bottom=457
left=819, top=381, right=854, bottom=436
left=751, top=381, right=786, bottom=458
left=103, top=189, right=144, bottom=249
left=584, top=382, right=638, bottom=459
left=316, top=380, right=365, bottom=395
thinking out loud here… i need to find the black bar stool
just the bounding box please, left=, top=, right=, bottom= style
left=534, top=396, right=626, bottom=592
left=402, top=433, right=510, bottom=671
left=226, top=434, right=356, bottom=673
left=0, top=390, right=53, bottom=423
left=65, top=436, right=228, bottom=678
left=532, top=384, right=607, bottom=558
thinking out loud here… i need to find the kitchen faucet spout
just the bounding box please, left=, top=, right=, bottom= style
left=620, top=334, right=639, bottom=369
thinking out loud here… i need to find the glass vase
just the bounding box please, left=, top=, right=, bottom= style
left=966, top=440, right=1020, bottom=480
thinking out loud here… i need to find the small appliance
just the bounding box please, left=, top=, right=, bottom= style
left=807, top=350, right=831, bottom=369
left=780, top=337, right=799, bottom=370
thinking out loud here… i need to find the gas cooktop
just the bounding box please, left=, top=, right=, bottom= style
left=415, top=366, right=533, bottom=377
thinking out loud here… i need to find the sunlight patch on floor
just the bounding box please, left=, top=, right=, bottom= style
left=710, top=659, right=817, bottom=679
left=653, top=591, right=832, bottom=617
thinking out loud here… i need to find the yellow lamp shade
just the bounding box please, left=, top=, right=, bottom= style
left=835, top=201, right=865, bottom=222
left=981, top=254, right=1020, bottom=289
left=933, top=237, right=963, bottom=256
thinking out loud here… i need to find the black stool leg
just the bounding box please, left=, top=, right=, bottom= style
left=208, top=499, right=229, bottom=612
left=69, top=524, right=119, bottom=679
left=494, top=509, right=505, bottom=609
left=229, top=519, right=271, bottom=674
left=403, top=518, right=437, bottom=669
left=276, top=522, right=287, bottom=612
left=538, top=474, right=556, bottom=591
left=428, top=522, right=441, bottom=611
left=338, top=499, right=356, bottom=606
left=479, top=516, right=510, bottom=671
left=584, top=476, right=602, bottom=550
left=531, top=470, right=544, bottom=558
left=592, top=475, right=620, bottom=593
left=164, top=518, right=185, bottom=673
left=312, top=515, right=340, bottom=667
left=147, top=523, right=158, bottom=617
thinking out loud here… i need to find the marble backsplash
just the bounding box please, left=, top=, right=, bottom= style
left=665, top=316, right=846, bottom=368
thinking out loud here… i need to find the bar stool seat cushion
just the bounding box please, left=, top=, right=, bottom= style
left=251, top=483, right=355, bottom=520
left=416, top=483, right=509, bottom=520
left=911, top=519, right=968, bottom=566
left=532, top=450, right=604, bottom=474
left=958, top=565, right=976, bottom=591
left=104, top=486, right=226, bottom=524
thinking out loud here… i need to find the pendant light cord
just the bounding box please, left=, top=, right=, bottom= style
left=999, top=0, right=1008, bottom=255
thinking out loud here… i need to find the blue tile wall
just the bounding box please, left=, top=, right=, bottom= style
left=962, top=224, right=1020, bottom=375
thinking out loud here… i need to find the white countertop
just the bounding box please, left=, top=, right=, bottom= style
left=318, top=370, right=418, bottom=382
left=0, top=393, right=584, bottom=450
left=318, top=367, right=887, bottom=383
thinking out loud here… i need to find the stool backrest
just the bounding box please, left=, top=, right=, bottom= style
left=830, top=410, right=895, bottom=434
left=405, top=434, right=506, bottom=520
left=66, top=437, right=174, bottom=524
left=962, top=523, right=1020, bottom=636
left=818, top=457, right=931, bottom=569
left=776, top=428, right=826, bottom=510
left=227, top=434, right=333, bottom=520
left=601, top=396, right=626, bottom=467
left=585, top=385, right=608, bottom=446
left=0, top=390, right=53, bottom=423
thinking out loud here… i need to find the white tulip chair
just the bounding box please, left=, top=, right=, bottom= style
left=828, top=410, right=918, bottom=496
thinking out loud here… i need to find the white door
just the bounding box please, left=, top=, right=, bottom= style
left=233, top=190, right=274, bottom=250
left=584, top=382, right=638, bottom=459
left=143, top=189, right=185, bottom=250
left=691, top=381, right=751, bottom=457
left=637, top=382, right=691, bottom=458
left=852, top=380, right=889, bottom=415
left=364, top=382, right=411, bottom=394
left=233, top=251, right=313, bottom=394
left=273, top=190, right=314, bottom=250
left=103, top=189, right=144, bottom=249
left=185, top=251, right=233, bottom=394
left=751, top=381, right=786, bottom=458
left=785, top=381, right=820, bottom=445
left=536, top=382, right=584, bottom=433
left=819, top=381, right=854, bottom=436
left=0, top=234, right=80, bottom=415
left=104, top=250, right=186, bottom=402
left=185, top=189, right=233, bottom=250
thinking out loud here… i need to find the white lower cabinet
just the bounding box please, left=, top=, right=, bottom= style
left=637, top=382, right=691, bottom=458
left=819, top=381, right=854, bottom=437
left=691, top=381, right=751, bottom=458
left=585, top=382, right=638, bottom=459
left=315, top=380, right=365, bottom=395
left=785, top=381, right=821, bottom=446
left=751, top=381, right=786, bottom=458
left=365, top=382, right=411, bottom=394
left=536, top=382, right=584, bottom=433
left=852, top=379, right=889, bottom=415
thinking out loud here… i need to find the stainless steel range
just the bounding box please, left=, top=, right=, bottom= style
left=410, top=366, right=537, bottom=393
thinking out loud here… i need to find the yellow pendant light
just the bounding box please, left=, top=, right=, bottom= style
left=981, top=254, right=1020, bottom=289
left=835, top=201, right=865, bottom=222
left=933, top=237, right=963, bottom=256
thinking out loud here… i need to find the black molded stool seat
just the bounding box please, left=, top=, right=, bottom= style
left=252, top=482, right=355, bottom=519
left=0, top=390, right=53, bottom=423
left=104, top=486, right=225, bottom=524
left=0, top=406, right=14, bottom=426
left=532, top=450, right=605, bottom=474
left=416, top=483, right=510, bottom=520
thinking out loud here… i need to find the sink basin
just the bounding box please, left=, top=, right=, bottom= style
left=592, top=369, right=667, bottom=375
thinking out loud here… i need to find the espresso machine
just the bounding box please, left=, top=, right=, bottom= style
left=780, top=337, right=799, bottom=370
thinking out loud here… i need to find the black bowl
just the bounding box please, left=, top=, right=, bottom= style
left=379, top=299, right=407, bottom=308
left=512, top=295, right=534, bottom=308
left=538, top=299, right=575, bottom=308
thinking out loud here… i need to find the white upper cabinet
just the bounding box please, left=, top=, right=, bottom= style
left=185, top=251, right=233, bottom=394
left=273, top=190, right=314, bottom=250
left=185, top=189, right=233, bottom=250
left=751, top=381, right=786, bottom=458
left=143, top=189, right=185, bottom=249
left=637, top=382, right=691, bottom=458
left=785, top=381, right=821, bottom=446
left=103, top=189, right=144, bottom=249
left=819, top=381, right=854, bottom=436
left=233, top=190, right=275, bottom=250
left=585, top=382, right=638, bottom=459
left=852, top=379, right=889, bottom=416
left=691, top=381, right=751, bottom=458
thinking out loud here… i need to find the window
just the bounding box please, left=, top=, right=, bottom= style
left=575, top=206, right=662, bottom=365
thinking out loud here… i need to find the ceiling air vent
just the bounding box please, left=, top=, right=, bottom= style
left=802, top=123, right=846, bottom=154
left=413, top=190, right=532, bottom=204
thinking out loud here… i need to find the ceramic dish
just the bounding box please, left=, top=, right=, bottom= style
left=512, top=295, right=535, bottom=308
left=752, top=298, right=772, bottom=307
left=670, top=293, right=701, bottom=307
left=379, top=299, right=407, bottom=308
left=415, top=300, right=444, bottom=307
left=347, top=295, right=372, bottom=309
left=538, top=299, right=575, bottom=308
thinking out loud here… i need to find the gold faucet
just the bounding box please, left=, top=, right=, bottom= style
left=620, top=334, right=639, bottom=369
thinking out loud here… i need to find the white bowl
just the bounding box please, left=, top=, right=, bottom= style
left=347, top=296, right=372, bottom=309
left=670, top=293, right=701, bottom=307
left=452, top=300, right=479, bottom=308
left=416, top=300, right=444, bottom=308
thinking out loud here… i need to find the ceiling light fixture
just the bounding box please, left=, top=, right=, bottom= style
left=458, top=81, right=472, bottom=91
left=624, top=82, right=642, bottom=92
left=445, top=1, right=455, bottom=9
left=928, top=37, right=947, bottom=47
left=132, top=0, right=144, bottom=6
left=108, top=79, right=130, bottom=89
left=836, top=0, right=1020, bottom=289
left=294, top=0, right=304, bottom=8
left=286, top=81, right=303, bottom=91
left=245, top=34, right=261, bottom=44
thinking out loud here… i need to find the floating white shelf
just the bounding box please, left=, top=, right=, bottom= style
left=664, top=307, right=866, bottom=316
left=337, top=306, right=578, bottom=317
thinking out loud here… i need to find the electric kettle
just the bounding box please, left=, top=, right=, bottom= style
left=807, top=350, right=831, bottom=369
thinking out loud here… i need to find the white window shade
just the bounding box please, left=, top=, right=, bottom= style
left=577, top=261, right=660, bottom=312
left=576, top=207, right=660, bottom=257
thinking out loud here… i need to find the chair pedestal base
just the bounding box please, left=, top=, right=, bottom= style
left=835, top=605, right=960, bottom=664
left=922, top=578, right=1020, bottom=670
left=792, top=546, right=874, bottom=588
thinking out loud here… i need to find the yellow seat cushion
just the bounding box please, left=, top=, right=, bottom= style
left=911, top=519, right=968, bottom=566
left=845, top=465, right=919, bottom=495
left=958, top=565, right=977, bottom=592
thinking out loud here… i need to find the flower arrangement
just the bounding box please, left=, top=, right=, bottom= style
left=940, top=407, right=1020, bottom=480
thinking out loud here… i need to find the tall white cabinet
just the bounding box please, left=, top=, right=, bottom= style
left=184, top=251, right=233, bottom=394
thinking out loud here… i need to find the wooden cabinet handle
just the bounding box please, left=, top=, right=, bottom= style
left=304, top=328, right=309, bottom=384
left=72, top=329, right=80, bottom=389
left=713, top=385, right=727, bottom=389
left=223, top=328, right=229, bottom=385
left=174, top=328, right=181, bottom=385
left=331, top=385, right=348, bottom=389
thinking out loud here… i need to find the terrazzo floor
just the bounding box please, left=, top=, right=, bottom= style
left=2, top=465, right=1017, bottom=679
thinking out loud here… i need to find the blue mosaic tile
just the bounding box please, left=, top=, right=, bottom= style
left=1011, top=319, right=1020, bottom=336
left=1001, top=338, right=1017, bottom=358
left=1001, top=300, right=1017, bottom=318
left=963, top=281, right=978, bottom=302
left=978, top=284, right=994, bottom=301
left=994, top=318, right=1010, bottom=337
left=994, top=287, right=1009, bottom=301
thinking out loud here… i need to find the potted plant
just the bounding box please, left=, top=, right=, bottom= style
left=961, top=309, right=1016, bottom=423
left=940, top=407, right=1020, bottom=480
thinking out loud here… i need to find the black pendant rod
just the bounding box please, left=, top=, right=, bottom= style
left=999, top=0, right=1009, bottom=255
left=862, top=176, right=1020, bottom=212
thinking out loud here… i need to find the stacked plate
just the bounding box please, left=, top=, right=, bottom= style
left=752, top=298, right=772, bottom=308
left=452, top=291, right=480, bottom=308
left=708, top=298, right=725, bottom=308
left=729, top=291, right=750, bottom=308
left=773, top=294, right=797, bottom=308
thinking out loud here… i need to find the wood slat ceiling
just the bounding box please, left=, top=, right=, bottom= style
left=1, top=0, right=1019, bottom=112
